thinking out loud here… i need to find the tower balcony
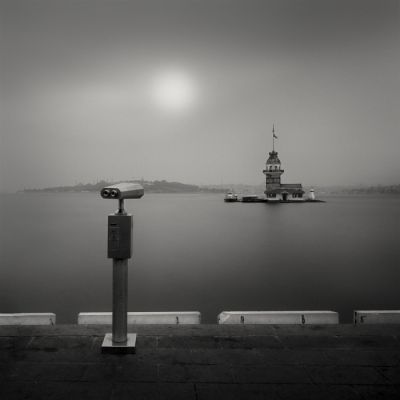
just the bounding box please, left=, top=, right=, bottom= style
left=263, top=169, right=284, bottom=174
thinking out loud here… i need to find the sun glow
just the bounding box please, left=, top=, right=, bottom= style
left=150, top=68, right=198, bottom=114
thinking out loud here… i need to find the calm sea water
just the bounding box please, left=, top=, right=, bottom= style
left=1, top=192, right=399, bottom=323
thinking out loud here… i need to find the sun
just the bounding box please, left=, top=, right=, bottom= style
left=150, top=68, right=198, bottom=114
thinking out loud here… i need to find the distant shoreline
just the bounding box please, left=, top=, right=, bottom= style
left=18, top=180, right=400, bottom=196
left=20, top=180, right=225, bottom=194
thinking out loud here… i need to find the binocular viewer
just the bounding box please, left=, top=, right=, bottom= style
left=100, top=183, right=144, bottom=200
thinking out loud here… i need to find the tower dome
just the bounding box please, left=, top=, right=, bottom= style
left=265, top=150, right=283, bottom=173
left=266, top=151, right=281, bottom=165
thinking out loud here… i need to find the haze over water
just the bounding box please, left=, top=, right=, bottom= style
left=1, top=192, right=399, bottom=323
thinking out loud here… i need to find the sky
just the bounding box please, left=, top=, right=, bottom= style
left=1, top=0, right=399, bottom=192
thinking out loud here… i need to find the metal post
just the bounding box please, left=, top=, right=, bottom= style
left=112, top=258, right=128, bottom=343
left=112, top=199, right=128, bottom=344
left=117, top=198, right=125, bottom=215
left=101, top=182, right=143, bottom=354
left=102, top=204, right=136, bottom=353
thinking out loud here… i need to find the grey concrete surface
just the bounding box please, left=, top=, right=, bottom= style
left=1, top=324, right=399, bottom=399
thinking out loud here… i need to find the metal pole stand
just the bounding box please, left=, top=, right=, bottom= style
left=102, top=199, right=136, bottom=354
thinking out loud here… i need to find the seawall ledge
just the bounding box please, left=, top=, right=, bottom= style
left=354, top=310, right=400, bottom=324
left=218, top=310, right=339, bottom=324
left=0, top=313, right=56, bottom=326
left=78, top=311, right=201, bottom=325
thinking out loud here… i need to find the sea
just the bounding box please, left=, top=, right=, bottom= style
left=1, top=192, right=399, bottom=323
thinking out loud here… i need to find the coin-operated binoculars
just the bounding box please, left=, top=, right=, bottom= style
left=100, top=183, right=144, bottom=353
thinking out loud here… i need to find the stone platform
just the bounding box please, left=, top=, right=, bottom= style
left=1, top=324, right=399, bottom=399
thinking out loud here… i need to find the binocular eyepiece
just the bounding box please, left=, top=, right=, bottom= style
left=101, top=183, right=144, bottom=200
left=102, top=189, right=119, bottom=198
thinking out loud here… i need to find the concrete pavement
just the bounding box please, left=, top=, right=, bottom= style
left=1, top=324, right=399, bottom=399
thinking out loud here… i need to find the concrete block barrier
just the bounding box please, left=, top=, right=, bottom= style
left=354, top=310, right=400, bottom=324
left=78, top=311, right=201, bottom=325
left=218, top=311, right=339, bottom=324
left=0, top=313, right=56, bottom=325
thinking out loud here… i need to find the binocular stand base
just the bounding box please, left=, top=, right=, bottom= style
left=101, top=333, right=136, bottom=354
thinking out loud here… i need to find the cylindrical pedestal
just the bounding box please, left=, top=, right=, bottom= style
left=112, top=258, right=128, bottom=343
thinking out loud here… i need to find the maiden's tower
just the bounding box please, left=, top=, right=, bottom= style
left=263, top=126, right=304, bottom=201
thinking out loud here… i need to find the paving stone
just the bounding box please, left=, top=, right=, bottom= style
left=376, top=366, right=400, bottom=384
left=186, top=365, right=234, bottom=383
left=271, top=325, right=400, bottom=337
left=335, top=335, right=400, bottom=349
left=111, top=383, right=159, bottom=400
left=276, top=384, right=361, bottom=400
left=135, top=335, right=158, bottom=348
left=196, top=383, right=282, bottom=400
left=184, top=349, right=223, bottom=365
left=306, top=365, right=387, bottom=384
left=158, top=364, right=187, bottom=382
left=16, top=346, right=98, bottom=363
left=232, top=365, right=311, bottom=384
left=157, top=335, right=221, bottom=349
left=0, top=349, right=13, bottom=363
left=0, top=362, right=10, bottom=380
left=0, top=381, right=42, bottom=400
left=28, top=336, right=94, bottom=350
left=111, top=355, right=159, bottom=371
left=158, top=383, right=196, bottom=400
left=6, top=362, right=87, bottom=382
left=196, top=383, right=242, bottom=400
left=1, top=338, right=37, bottom=363
left=216, top=335, right=283, bottom=349
left=104, top=348, right=193, bottom=365
left=323, top=349, right=400, bottom=366
left=40, top=382, right=113, bottom=400
left=159, top=364, right=234, bottom=383
left=257, top=349, right=330, bottom=365
left=241, top=325, right=280, bottom=335
left=239, top=383, right=281, bottom=399
left=353, top=385, right=400, bottom=400
left=279, top=335, right=341, bottom=349
left=157, top=335, right=283, bottom=350
left=111, top=382, right=197, bottom=400
left=0, top=337, right=15, bottom=349
left=137, top=348, right=205, bottom=365
left=198, top=349, right=264, bottom=366
left=272, top=325, right=338, bottom=336
left=166, top=348, right=265, bottom=366
left=0, top=381, right=113, bottom=400
left=114, top=361, right=158, bottom=382
left=280, top=334, right=400, bottom=350
left=82, top=363, right=116, bottom=381
left=0, top=336, right=32, bottom=350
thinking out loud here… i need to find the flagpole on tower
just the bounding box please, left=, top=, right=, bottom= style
left=272, top=124, right=275, bottom=152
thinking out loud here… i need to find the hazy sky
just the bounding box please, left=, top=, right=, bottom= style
left=1, top=0, right=399, bottom=192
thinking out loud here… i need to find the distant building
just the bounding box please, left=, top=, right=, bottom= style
left=263, top=127, right=304, bottom=201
